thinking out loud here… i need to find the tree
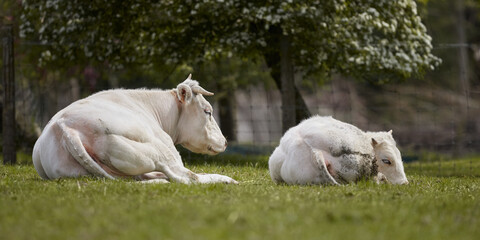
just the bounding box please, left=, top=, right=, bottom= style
left=21, top=0, right=441, bottom=132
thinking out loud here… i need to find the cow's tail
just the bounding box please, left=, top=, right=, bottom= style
left=304, top=140, right=339, bottom=185
left=58, top=120, right=115, bottom=179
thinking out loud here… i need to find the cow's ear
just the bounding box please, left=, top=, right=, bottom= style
left=371, top=138, right=379, bottom=147
left=176, top=83, right=193, bottom=104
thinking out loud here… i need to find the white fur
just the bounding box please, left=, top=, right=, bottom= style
left=32, top=75, right=237, bottom=184
left=269, top=116, right=408, bottom=185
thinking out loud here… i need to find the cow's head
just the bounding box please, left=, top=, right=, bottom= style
left=370, top=130, right=408, bottom=185
left=175, top=74, right=227, bottom=155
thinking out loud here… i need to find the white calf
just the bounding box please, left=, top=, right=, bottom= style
left=269, top=116, right=408, bottom=185
left=32, top=74, right=237, bottom=184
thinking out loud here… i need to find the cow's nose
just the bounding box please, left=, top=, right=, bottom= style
left=402, top=180, right=409, bottom=185
left=224, top=140, right=228, bottom=147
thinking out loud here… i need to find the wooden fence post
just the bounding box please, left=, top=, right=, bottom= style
left=2, top=24, right=16, bottom=165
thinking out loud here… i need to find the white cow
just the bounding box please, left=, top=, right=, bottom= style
left=269, top=116, right=408, bottom=185
left=32, top=74, right=238, bottom=184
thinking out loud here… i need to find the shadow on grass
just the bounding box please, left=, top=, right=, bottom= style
left=181, top=152, right=269, bottom=168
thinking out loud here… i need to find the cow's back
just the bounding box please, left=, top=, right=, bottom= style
left=297, top=116, right=372, bottom=156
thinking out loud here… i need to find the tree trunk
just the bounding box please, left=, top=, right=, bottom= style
left=2, top=24, right=16, bottom=164
left=212, top=58, right=237, bottom=142
left=271, top=75, right=310, bottom=125
left=218, top=89, right=237, bottom=142
left=280, top=35, right=296, bottom=133
left=264, top=27, right=310, bottom=131
left=293, top=75, right=311, bottom=122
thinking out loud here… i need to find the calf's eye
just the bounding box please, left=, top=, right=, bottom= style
left=204, top=110, right=212, bottom=116
left=381, top=159, right=391, bottom=165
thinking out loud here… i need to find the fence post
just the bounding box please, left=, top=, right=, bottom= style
left=2, top=24, right=16, bottom=165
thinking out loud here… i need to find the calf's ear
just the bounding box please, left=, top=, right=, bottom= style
left=371, top=138, right=383, bottom=148
left=176, top=83, right=193, bottom=104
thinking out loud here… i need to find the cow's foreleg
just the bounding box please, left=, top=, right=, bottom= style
left=151, top=150, right=200, bottom=184
left=140, top=179, right=170, bottom=184
left=150, top=133, right=238, bottom=184
left=136, top=171, right=169, bottom=181
left=151, top=154, right=238, bottom=184
left=101, top=133, right=237, bottom=184
left=137, top=171, right=237, bottom=184
left=374, top=172, right=388, bottom=184
left=195, top=173, right=238, bottom=184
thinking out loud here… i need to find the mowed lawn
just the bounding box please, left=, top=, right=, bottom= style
left=1, top=154, right=479, bottom=240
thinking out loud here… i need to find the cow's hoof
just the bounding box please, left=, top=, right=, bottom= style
left=227, top=179, right=239, bottom=184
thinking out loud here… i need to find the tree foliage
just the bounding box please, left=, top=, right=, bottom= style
left=21, top=0, right=440, bottom=82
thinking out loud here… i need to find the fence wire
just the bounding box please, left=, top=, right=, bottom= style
left=2, top=40, right=480, bottom=177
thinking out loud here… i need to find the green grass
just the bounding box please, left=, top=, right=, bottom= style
left=1, top=155, right=479, bottom=240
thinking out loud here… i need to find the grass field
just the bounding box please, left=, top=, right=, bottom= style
left=1, top=154, right=479, bottom=240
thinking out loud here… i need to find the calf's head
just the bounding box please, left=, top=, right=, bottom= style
left=175, top=74, right=227, bottom=155
left=370, top=130, right=408, bottom=185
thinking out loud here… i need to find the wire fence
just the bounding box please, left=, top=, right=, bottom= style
left=2, top=39, right=480, bottom=176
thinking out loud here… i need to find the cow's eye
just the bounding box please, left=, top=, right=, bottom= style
left=381, top=159, right=391, bottom=165
left=204, top=110, right=212, bottom=116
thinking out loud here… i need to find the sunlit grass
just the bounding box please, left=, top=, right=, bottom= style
left=0, top=154, right=479, bottom=240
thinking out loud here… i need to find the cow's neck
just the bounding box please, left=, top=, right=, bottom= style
left=149, top=90, right=182, bottom=143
